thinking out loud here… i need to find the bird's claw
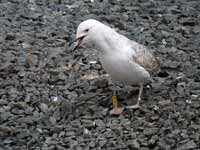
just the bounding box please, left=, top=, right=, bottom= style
left=109, top=107, right=124, bottom=115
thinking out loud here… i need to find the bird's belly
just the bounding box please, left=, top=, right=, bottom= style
left=100, top=54, right=150, bottom=85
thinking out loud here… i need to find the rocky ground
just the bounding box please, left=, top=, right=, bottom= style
left=0, top=0, right=200, bottom=150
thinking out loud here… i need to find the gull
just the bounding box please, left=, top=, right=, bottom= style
left=73, top=19, right=160, bottom=115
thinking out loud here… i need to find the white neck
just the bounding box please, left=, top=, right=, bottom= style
left=92, top=25, right=128, bottom=54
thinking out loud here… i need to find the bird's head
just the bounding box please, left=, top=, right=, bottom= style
left=73, top=19, right=103, bottom=50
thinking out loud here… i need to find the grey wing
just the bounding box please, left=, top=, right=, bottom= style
left=131, top=43, right=160, bottom=74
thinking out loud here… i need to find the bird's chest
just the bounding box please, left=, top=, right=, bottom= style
left=99, top=52, right=150, bottom=84
left=100, top=52, right=126, bottom=70
left=99, top=53, right=132, bottom=83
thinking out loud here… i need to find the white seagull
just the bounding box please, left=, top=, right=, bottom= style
left=73, top=19, right=160, bottom=115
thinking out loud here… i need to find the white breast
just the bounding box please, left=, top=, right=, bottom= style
left=100, top=52, right=150, bottom=85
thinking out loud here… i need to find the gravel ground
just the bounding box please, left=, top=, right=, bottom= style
left=0, top=0, right=200, bottom=150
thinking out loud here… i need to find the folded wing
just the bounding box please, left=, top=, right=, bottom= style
left=131, top=43, right=160, bottom=75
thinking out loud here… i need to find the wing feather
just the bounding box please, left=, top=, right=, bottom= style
left=132, top=43, right=160, bottom=74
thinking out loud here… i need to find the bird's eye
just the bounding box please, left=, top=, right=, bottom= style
left=84, top=29, right=89, bottom=32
